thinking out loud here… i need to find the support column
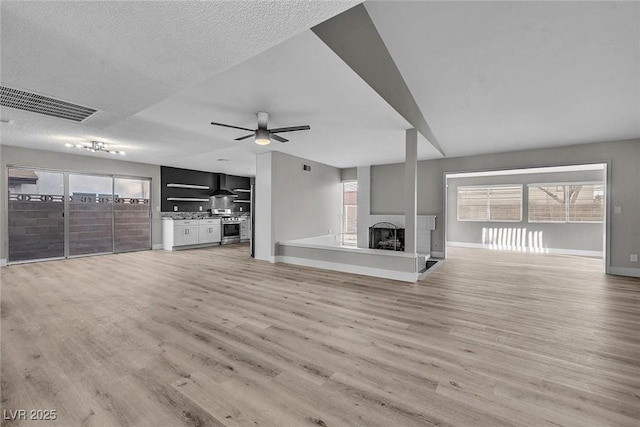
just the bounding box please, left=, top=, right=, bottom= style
left=356, top=166, right=370, bottom=249
left=405, top=129, right=418, bottom=254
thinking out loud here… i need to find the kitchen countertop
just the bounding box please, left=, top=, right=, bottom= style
left=161, top=214, right=249, bottom=220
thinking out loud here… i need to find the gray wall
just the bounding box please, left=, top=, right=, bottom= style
left=0, top=145, right=162, bottom=260
left=271, top=152, right=342, bottom=253
left=255, top=151, right=342, bottom=260
left=370, top=139, right=640, bottom=270
left=446, top=170, right=604, bottom=253
left=341, top=167, right=357, bottom=181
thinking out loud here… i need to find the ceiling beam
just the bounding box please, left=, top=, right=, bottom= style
left=312, top=4, right=445, bottom=157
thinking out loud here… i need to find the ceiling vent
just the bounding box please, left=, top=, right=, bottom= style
left=0, top=86, right=98, bottom=122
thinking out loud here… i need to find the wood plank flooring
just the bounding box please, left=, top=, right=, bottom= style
left=1, top=245, right=639, bottom=426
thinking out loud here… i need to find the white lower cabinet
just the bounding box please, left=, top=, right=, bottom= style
left=163, top=218, right=221, bottom=250
left=174, top=225, right=199, bottom=246
left=198, top=220, right=220, bottom=243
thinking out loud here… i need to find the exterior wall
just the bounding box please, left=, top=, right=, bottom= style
left=68, top=199, right=113, bottom=255
left=7, top=200, right=64, bottom=261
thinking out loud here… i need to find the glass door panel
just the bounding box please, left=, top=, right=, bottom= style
left=114, top=178, right=151, bottom=252
left=7, top=168, right=65, bottom=262
left=68, top=174, right=114, bottom=256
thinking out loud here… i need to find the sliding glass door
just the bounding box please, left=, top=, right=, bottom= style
left=69, top=173, right=114, bottom=256
left=114, top=177, right=151, bottom=252
left=7, top=168, right=65, bottom=262
left=7, top=168, right=152, bottom=263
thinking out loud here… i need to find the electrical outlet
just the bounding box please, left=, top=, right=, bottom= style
left=199, top=206, right=202, bottom=211
left=173, top=206, right=178, bottom=212
left=631, top=254, right=638, bottom=263
left=614, top=206, right=622, bottom=214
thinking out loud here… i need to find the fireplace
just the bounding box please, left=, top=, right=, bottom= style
left=369, top=222, right=405, bottom=251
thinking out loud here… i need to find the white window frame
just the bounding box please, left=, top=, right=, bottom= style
left=341, top=180, right=358, bottom=246
left=457, top=184, right=523, bottom=223
left=527, top=181, right=604, bottom=224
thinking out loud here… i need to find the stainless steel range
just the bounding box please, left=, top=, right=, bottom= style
left=211, top=209, right=241, bottom=245
left=221, top=217, right=241, bottom=245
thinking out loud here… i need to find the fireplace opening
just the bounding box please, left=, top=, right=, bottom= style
left=369, top=222, right=405, bottom=251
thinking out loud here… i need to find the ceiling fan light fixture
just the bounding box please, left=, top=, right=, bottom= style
left=255, top=129, right=270, bottom=145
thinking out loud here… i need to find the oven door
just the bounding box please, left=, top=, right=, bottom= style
left=222, top=222, right=240, bottom=244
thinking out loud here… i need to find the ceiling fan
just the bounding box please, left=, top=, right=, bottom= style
left=211, top=111, right=310, bottom=145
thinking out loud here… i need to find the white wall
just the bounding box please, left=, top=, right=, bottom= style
left=446, top=169, right=605, bottom=254
left=254, top=151, right=342, bottom=261
left=370, top=139, right=640, bottom=273
left=0, top=145, right=162, bottom=261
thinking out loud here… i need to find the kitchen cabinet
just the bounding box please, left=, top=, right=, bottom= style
left=198, top=219, right=221, bottom=244
left=173, top=220, right=199, bottom=247
left=162, top=218, right=221, bottom=250
left=240, top=217, right=250, bottom=242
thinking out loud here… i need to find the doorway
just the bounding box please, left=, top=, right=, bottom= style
left=443, top=163, right=608, bottom=272
left=7, top=167, right=151, bottom=263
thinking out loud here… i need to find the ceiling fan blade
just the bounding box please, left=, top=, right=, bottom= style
left=271, top=134, right=289, bottom=143
left=210, top=121, right=254, bottom=132
left=234, top=133, right=255, bottom=141
left=268, top=125, right=311, bottom=133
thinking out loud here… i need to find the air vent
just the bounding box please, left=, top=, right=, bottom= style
left=0, top=86, right=98, bottom=122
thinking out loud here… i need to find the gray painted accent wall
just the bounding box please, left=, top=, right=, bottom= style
left=446, top=170, right=604, bottom=252
left=370, top=139, right=640, bottom=270
left=0, top=145, right=162, bottom=260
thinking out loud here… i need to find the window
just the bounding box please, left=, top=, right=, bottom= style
left=342, top=181, right=357, bottom=245
left=528, top=183, right=604, bottom=223
left=457, top=185, right=523, bottom=222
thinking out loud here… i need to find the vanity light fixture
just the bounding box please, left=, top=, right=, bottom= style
left=65, top=141, right=125, bottom=155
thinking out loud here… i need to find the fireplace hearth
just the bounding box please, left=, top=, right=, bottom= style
left=369, top=222, right=405, bottom=251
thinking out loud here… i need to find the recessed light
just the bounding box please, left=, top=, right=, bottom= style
left=217, top=158, right=229, bottom=162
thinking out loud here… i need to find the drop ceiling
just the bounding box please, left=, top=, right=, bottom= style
left=1, top=1, right=638, bottom=176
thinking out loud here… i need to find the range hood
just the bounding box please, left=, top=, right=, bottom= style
left=210, top=174, right=236, bottom=197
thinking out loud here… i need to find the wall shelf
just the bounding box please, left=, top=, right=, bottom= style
left=166, top=197, right=210, bottom=202
left=233, top=200, right=251, bottom=203
left=233, top=189, right=251, bottom=193
left=167, top=183, right=210, bottom=189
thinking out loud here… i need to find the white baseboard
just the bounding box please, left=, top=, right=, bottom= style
left=152, top=243, right=164, bottom=250
left=609, top=267, right=640, bottom=278
left=0, top=258, right=6, bottom=267
left=431, top=251, right=445, bottom=259
left=275, top=255, right=419, bottom=283
left=546, top=248, right=602, bottom=258
left=446, top=241, right=602, bottom=258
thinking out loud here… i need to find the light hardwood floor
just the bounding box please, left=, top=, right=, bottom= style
left=1, top=245, right=639, bottom=426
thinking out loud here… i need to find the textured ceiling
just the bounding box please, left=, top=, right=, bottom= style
left=0, top=1, right=361, bottom=175
left=1, top=1, right=638, bottom=177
